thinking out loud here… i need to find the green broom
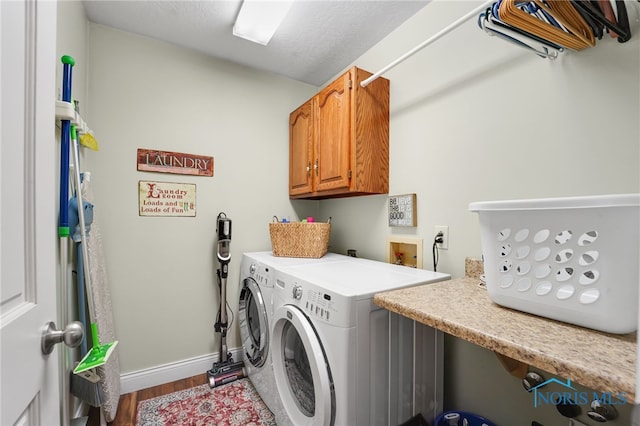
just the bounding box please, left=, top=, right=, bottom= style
left=57, top=53, right=103, bottom=407
left=68, top=130, right=104, bottom=407
left=70, top=124, right=118, bottom=376
left=69, top=177, right=106, bottom=406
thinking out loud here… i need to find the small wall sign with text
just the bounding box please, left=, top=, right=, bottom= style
left=388, top=193, right=417, bottom=227
left=139, top=181, right=196, bottom=217
left=137, top=148, right=214, bottom=176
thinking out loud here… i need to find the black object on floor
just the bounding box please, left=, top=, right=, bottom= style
left=399, top=413, right=429, bottom=426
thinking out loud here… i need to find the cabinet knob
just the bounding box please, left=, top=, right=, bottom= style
left=314, top=159, right=318, bottom=176
left=306, top=161, right=311, bottom=175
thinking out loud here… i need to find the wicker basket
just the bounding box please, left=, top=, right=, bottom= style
left=269, top=222, right=331, bottom=258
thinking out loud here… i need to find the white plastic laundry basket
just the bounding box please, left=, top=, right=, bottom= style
left=469, top=194, right=640, bottom=334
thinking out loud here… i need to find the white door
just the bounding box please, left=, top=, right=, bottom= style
left=1, top=0, right=61, bottom=424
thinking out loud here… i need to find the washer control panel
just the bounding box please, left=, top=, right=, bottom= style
left=303, top=289, right=335, bottom=322
left=275, top=274, right=352, bottom=327
left=292, top=285, right=303, bottom=300
left=250, top=263, right=273, bottom=288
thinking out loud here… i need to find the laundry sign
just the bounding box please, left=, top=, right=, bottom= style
left=137, top=148, right=214, bottom=177
left=139, top=181, right=196, bottom=217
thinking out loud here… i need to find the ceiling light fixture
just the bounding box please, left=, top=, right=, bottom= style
left=233, top=0, right=294, bottom=46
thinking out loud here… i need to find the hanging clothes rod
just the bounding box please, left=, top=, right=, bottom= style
left=361, top=0, right=494, bottom=87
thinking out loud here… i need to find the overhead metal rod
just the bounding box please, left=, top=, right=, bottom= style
left=361, top=0, right=494, bottom=87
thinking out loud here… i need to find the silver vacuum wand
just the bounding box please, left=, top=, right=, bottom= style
left=216, top=213, right=231, bottom=362
left=217, top=213, right=231, bottom=279
left=208, top=212, right=245, bottom=387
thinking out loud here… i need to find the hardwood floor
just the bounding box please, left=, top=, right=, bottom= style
left=87, top=374, right=209, bottom=425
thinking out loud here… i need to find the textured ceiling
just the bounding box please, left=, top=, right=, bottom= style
left=82, top=0, right=429, bottom=86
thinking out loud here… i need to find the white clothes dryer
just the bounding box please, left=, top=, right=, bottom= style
left=270, top=255, right=450, bottom=426
left=238, top=253, right=277, bottom=411
left=239, top=252, right=345, bottom=421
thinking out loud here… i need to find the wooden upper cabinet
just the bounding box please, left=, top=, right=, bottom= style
left=315, top=72, right=351, bottom=193
left=289, top=100, right=314, bottom=196
left=289, top=67, right=389, bottom=199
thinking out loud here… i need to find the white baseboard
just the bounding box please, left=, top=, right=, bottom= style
left=119, top=347, right=243, bottom=394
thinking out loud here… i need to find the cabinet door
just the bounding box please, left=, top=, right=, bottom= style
left=289, top=100, right=314, bottom=196
left=315, top=72, right=351, bottom=192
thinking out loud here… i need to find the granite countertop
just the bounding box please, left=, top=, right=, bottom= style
left=373, top=262, right=637, bottom=401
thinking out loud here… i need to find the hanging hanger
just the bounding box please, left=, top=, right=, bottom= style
left=599, top=0, right=620, bottom=36
left=498, top=0, right=595, bottom=50
left=520, top=1, right=565, bottom=30
left=490, top=2, right=566, bottom=49
left=614, top=0, right=632, bottom=42
left=533, top=0, right=597, bottom=46
left=498, top=1, right=573, bottom=48
left=572, top=0, right=631, bottom=41
left=479, top=7, right=564, bottom=58
left=574, top=2, right=605, bottom=39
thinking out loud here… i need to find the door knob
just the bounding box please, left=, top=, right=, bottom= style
left=41, top=321, right=84, bottom=355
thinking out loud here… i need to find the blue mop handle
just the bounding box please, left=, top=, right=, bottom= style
left=58, top=55, right=75, bottom=237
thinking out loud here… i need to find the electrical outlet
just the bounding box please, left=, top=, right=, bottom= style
left=435, top=225, right=449, bottom=250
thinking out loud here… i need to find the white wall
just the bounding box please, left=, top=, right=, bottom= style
left=322, top=1, right=639, bottom=277
left=319, top=1, right=639, bottom=425
left=56, top=1, right=88, bottom=110
left=83, top=24, right=317, bottom=374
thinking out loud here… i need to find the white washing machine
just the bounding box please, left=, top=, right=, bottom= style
left=238, top=253, right=278, bottom=413
left=269, top=255, right=451, bottom=426
left=239, top=252, right=345, bottom=421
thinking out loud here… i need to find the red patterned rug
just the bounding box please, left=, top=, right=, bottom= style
left=136, top=378, right=276, bottom=425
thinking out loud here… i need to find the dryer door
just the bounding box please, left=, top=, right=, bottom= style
left=272, top=304, right=335, bottom=426
left=239, top=277, right=269, bottom=368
